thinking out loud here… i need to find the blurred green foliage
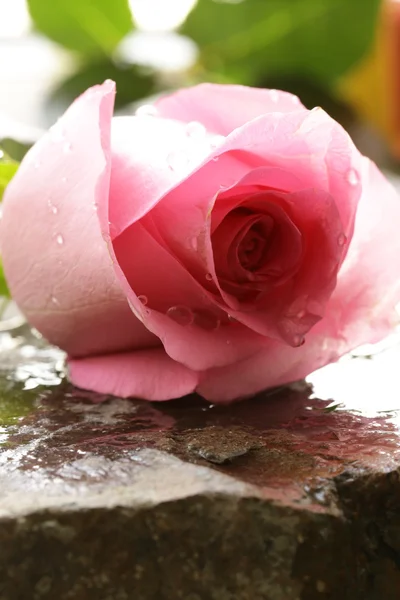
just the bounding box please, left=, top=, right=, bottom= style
left=182, top=0, right=381, bottom=86
left=27, top=0, right=133, bottom=55
left=0, top=149, right=17, bottom=298
left=51, top=60, right=155, bottom=113
left=23, top=0, right=381, bottom=117
left=0, top=150, right=18, bottom=202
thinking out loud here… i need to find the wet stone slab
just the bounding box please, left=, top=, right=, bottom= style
left=1, top=327, right=400, bottom=599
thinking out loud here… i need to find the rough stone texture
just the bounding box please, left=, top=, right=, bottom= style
left=1, top=326, right=400, bottom=599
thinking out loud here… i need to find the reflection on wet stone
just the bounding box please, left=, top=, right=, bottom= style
left=1, top=326, right=400, bottom=598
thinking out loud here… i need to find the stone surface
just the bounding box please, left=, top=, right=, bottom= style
left=1, top=326, right=400, bottom=599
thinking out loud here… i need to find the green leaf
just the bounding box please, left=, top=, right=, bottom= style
left=0, top=139, right=33, bottom=162
left=181, top=0, right=381, bottom=86
left=0, top=151, right=18, bottom=202
left=0, top=264, right=10, bottom=299
left=27, top=0, right=134, bottom=56
left=0, top=150, right=18, bottom=299
left=49, top=60, right=156, bottom=113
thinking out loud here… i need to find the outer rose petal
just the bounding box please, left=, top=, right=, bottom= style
left=68, top=348, right=200, bottom=401
left=109, top=115, right=215, bottom=237
left=197, top=159, right=400, bottom=402
left=1, top=81, right=158, bottom=357
left=155, top=83, right=305, bottom=136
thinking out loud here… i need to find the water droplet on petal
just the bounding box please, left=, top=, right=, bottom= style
left=108, top=222, right=118, bottom=238
left=63, top=142, right=72, bottom=153
left=51, top=296, right=60, bottom=306
left=138, top=295, right=148, bottom=306
left=135, top=104, right=158, bottom=117
left=337, top=233, right=347, bottom=247
left=228, top=314, right=237, bottom=323
left=186, top=121, right=206, bottom=139
left=346, top=168, right=359, bottom=186
left=269, top=89, right=279, bottom=103
left=293, top=335, right=305, bottom=347
left=205, top=273, right=213, bottom=281
left=194, top=311, right=220, bottom=331
left=167, top=151, right=188, bottom=172
left=167, top=305, right=194, bottom=326
left=56, top=234, right=64, bottom=245
left=47, top=200, right=58, bottom=215
left=297, top=309, right=306, bottom=319
left=210, top=135, right=225, bottom=150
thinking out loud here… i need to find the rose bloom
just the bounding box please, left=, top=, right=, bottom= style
left=2, top=81, right=400, bottom=402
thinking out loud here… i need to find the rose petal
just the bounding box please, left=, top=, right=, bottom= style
left=146, top=109, right=362, bottom=291
left=197, top=159, right=400, bottom=402
left=156, top=83, right=305, bottom=135
left=110, top=216, right=267, bottom=371
left=109, top=115, right=214, bottom=237
left=1, top=81, right=158, bottom=357
left=68, top=348, right=200, bottom=401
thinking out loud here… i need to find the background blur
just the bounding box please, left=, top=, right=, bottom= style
left=0, top=0, right=398, bottom=166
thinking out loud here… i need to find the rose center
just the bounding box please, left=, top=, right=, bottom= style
left=237, top=225, right=269, bottom=271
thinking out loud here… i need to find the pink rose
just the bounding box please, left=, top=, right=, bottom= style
left=2, top=81, right=400, bottom=402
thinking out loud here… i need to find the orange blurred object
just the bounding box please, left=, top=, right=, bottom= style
left=340, top=0, right=400, bottom=159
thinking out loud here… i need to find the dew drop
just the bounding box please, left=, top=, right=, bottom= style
left=135, top=104, right=158, bottom=117
left=205, top=273, right=213, bottom=281
left=297, top=309, right=306, bottom=319
left=346, top=168, right=359, bottom=186
left=293, top=335, right=305, bottom=347
left=194, top=311, right=221, bottom=331
left=337, top=233, right=346, bottom=247
left=138, top=295, right=148, bottom=306
left=51, top=296, right=60, bottom=306
left=167, top=151, right=188, bottom=172
left=47, top=200, right=58, bottom=215
left=228, top=314, right=237, bottom=323
left=63, top=142, right=72, bottom=153
left=269, top=89, right=279, bottom=103
left=108, top=222, right=118, bottom=238
left=186, top=121, right=206, bottom=139
left=56, top=234, right=64, bottom=245
left=167, top=305, right=194, bottom=326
